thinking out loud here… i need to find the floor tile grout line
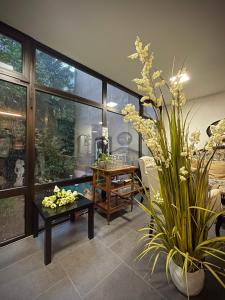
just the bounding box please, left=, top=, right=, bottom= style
left=95, top=209, right=144, bottom=248
left=104, top=227, right=135, bottom=249
left=57, top=236, right=123, bottom=299
left=0, top=235, right=33, bottom=250
left=106, top=226, right=141, bottom=249
left=32, top=277, right=66, bottom=300
left=53, top=213, right=136, bottom=261
left=58, top=258, right=84, bottom=300
left=52, top=236, right=90, bottom=261
left=98, top=235, right=166, bottom=300
left=52, top=215, right=134, bottom=297
left=0, top=207, right=156, bottom=298
left=0, top=249, right=41, bottom=272
left=0, top=255, right=70, bottom=300
left=82, top=262, right=123, bottom=299
left=0, top=215, right=132, bottom=271
left=54, top=236, right=103, bottom=262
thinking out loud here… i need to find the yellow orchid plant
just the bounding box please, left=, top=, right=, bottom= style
left=122, top=37, right=225, bottom=288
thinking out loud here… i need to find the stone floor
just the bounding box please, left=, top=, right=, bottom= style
left=0, top=202, right=225, bottom=300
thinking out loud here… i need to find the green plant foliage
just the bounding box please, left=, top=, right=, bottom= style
left=0, top=34, right=22, bottom=72
left=35, top=128, right=75, bottom=182
left=93, top=152, right=111, bottom=166
left=0, top=80, right=26, bottom=111
left=35, top=49, right=76, bottom=93
left=98, top=153, right=111, bottom=162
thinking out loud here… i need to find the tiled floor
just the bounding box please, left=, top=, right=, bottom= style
left=0, top=202, right=225, bottom=300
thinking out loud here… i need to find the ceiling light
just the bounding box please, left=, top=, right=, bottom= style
left=107, top=101, right=118, bottom=108
left=0, top=111, right=23, bottom=118
left=179, top=73, right=190, bottom=83
left=170, top=73, right=190, bottom=84
left=99, top=122, right=103, bottom=125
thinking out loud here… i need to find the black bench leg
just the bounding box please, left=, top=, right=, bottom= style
left=70, top=212, right=75, bottom=222
left=149, top=216, right=154, bottom=236
left=88, top=205, right=94, bottom=239
left=33, top=205, right=39, bottom=238
left=140, top=188, right=150, bottom=203
left=216, top=215, right=223, bottom=237
left=44, top=220, right=52, bottom=265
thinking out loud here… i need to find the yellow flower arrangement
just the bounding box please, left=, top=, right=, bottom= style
left=42, top=185, right=78, bottom=209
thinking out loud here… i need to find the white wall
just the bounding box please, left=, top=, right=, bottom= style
left=182, top=91, right=225, bottom=148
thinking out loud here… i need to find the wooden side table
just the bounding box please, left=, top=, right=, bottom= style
left=91, top=165, right=141, bottom=224
left=33, top=194, right=94, bottom=265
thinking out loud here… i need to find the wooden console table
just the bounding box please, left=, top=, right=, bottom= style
left=91, top=165, right=140, bottom=224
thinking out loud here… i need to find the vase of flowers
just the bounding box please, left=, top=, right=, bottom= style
left=122, top=37, right=225, bottom=297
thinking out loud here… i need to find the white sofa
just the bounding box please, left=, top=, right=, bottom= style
left=138, top=156, right=159, bottom=199
left=139, top=156, right=222, bottom=212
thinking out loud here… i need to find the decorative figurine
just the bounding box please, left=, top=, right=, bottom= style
left=14, top=159, right=25, bottom=187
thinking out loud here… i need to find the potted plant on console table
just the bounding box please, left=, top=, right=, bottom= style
left=122, top=37, right=225, bottom=297
left=94, top=153, right=112, bottom=169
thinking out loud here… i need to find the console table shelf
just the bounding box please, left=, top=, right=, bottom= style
left=91, top=165, right=139, bottom=224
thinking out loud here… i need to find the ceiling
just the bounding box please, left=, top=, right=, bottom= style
left=0, top=0, right=225, bottom=100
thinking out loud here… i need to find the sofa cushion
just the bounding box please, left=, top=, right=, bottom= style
left=209, top=161, right=225, bottom=179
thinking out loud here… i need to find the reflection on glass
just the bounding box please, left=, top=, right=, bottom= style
left=35, top=49, right=102, bottom=102
left=142, top=140, right=151, bottom=156
left=0, top=80, right=26, bottom=190
left=0, top=34, right=22, bottom=73
left=143, top=106, right=157, bottom=119
left=35, top=91, right=102, bottom=183
left=107, top=112, right=139, bottom=166
left=107, top=84, right=139, bottom=113
left=0, top=195, right=25, bottom=243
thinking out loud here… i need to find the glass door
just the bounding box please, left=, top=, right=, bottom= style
left=0, top=79, right=27, bottom=243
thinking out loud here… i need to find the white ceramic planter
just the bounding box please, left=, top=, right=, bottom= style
left=169, top=259, right=205, bottom=296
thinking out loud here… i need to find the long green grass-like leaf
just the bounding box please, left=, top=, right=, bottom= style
left=202, top=250, right=225, bottom=263
left=204, top=263, right=225, bottom=288
left=137, top=244, right=165, bottom=260
left=201, top=246, right=225, bottom=257
left=151, top=252, right=161, bottom=274
left=196, top=236, right=225, bottom=251
left=165, top=249, right=178, bottom=281
left=183, top=252, right=190, bottom=299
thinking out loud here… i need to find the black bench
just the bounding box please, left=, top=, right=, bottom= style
left=33, top=194, right=94, bottom=265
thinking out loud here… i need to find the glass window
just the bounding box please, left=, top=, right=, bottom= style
left=107, top=112, right=139, bottom=166
left=107, top=84, right=139, bottom=113
left=0, top=80, right=26, bottom=190
left=143, top=106, right=157, bottom=119
left=0, top=34, right=22, bottom=73
left=142, top=140, right=151, bottom=156
left=35, top=49, right=102, bottom=102
left=0, top=195, right=25, bottom=243
left=35, top=91, right=102, bottom=183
